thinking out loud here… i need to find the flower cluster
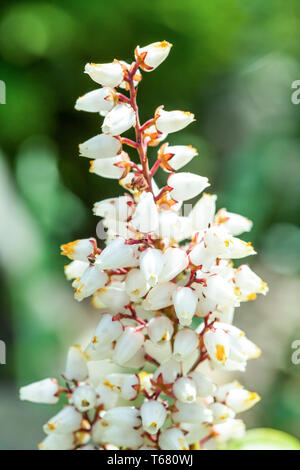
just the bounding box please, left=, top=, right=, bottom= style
left=20, top=41, right=268, bottom=450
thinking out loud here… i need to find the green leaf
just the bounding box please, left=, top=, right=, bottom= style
left=225, top=428, right=300, bottom=450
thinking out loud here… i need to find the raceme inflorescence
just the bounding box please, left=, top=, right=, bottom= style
left=20, top=41, right=268, bottom=451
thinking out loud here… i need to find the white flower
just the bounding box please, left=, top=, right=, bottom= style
left=84, top=61, right=124, bottom=87
left=168, top=172, right=210, bottom=201
left=72, top=385, right=97, bottom=412
left=125, top=268, right=150, bottom=301
left=92, top=283, right=129, bottom=313
left=60, top=238, right=97, bottom=262
left=103, top=373, right=139, bottom=400
left=75, top=87, right=116, bottom=115
left=113, top=328, right=144, bottom=366
left=153, top=357, right=181, bottom=384
left=159, top=144, right=198, bottom=171
left=225, top=388, right=260, bottom=413
left=173, top=377, right=197, bottom=403
left=43, top=406, right=82, bottom=434
left=155, top=107, right=195, bottom=134
left=135, top=41, right=172, bottom=71
left=159, top=428, right=189, bottom=450
left=159, top=247, right=189, bottom=283
left=102, top=103, right=136, bottom=136
left=20, top=378, right=59, bottom=404
left=188, top=193, right=217, bottom=231
left=79, top=134, right=121, bottom=159
left=172, top=401, right=213, bottom=424
left=215, top=208, right=253, bottom=236
left=64, top=345, right=89, bottom=381
left=143, top=282, right=176, bottom=310
left=89, top=152, right=130, bottom=179
left=39, top=433, right=74, bottom=451
left=140, top=400, right=167, bottom=434
left=210, top=402, right=235, bottom=423
left=93, top=195, right=133, bottom=221
left=139, top=248, right=164, bottom=287
left=131, top=192, right=159, bottom=233
left=235, top=264, right=268, bottom=301
left=90, top=314, right=123, bottom=348
left=173, top=328, right=199, bottom=361
left=73, top=266, right=108, bottom=301
left=64, top=260, right=89, bottom=281
left=188, top=371, right=216, bottom=397
left=211, top=419, right=245, bottom=444
left=95, top=237, right=138, bottom=270
left=173, top=287, right=198, bottom=326
left=147, top=315, right=174, bottom=343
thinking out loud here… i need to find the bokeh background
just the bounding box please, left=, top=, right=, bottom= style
left=0, top=0, right=300, bottom=449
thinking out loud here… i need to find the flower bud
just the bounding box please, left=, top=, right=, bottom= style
left=43, top=406, right=82, bottom=434
left=125, top=268, right=150, bottom=301
left=173, top=328, right=199, bottom=361
left=173, top=377, right=197, bottom=403
left=155, top=107, right=195, bottom=134
left=235, top=265, right=268, bottom=301
left=131, top=192, right=159, bottom=233
left=172, top=401, right=213, bottom=424
left=104, top=373, right=139, bottom=400
left=73, top=266, right=108, bottom=301
left=210, top=402, right=235, bottom=423
left=147, top=315, right=174, bottom=343
left=140, top=248, right=164, bottom=287
left=143, top=282, right=176, bottom=310
left=225, top=388, right=260, bottom=413
left=113, top=328, right=144, bottom=365
left=188, top=193, right=217, bottom=231
left=102, top=103, right=136, bottom=136
left=91, top=315, right=123, bottom=349
left=140, top=400, right=167, bottom=434
left=211, top=419, right=245, bottom=444
left=61, top=238, right=97, bottom=262
left=173, top=287, right=198, bottom=326
left=168, top=172, right=210, bottom=201
left=20, top=378, right=59, bottom=404
left=84, top=62, right=123, bottom=88
left=215, top=208, right=252, bottom=236
left=188, top=370, right=216, bottom=397
left=39, top=433, right=74, bottom=450
left=92, top=282, right=130, bottom=313
left=72, top=385, right=97, bottom=412
left=79, top=134, right=121, bottom=159
left=89, top=152, right=130, bottom=179
left=93, top=195, right=133, bottom=221
left=104, top=406, right=141, bottom=428
left=75, top=87, right=116, bottom=115
left=159, top=144, right=198, bottom=172
left=64, top=260, right=89, bottom=281
left=95, top=237, right=138, bottom=270
left=159, top=428, right=189, bottom=450
left=135, top=41, right=172, bottom=71
left=153, top=357, right=181, bottom=384
left=64, top=345, right=89, bottom=381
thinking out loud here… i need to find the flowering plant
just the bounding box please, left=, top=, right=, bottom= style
left=20, top=41, right=268, bottom=450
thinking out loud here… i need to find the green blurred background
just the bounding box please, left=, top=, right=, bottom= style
left=0, top=0, right=300, bottom=449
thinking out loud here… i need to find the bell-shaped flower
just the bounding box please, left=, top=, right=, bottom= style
left=140, top=400, right=167, bottom=434
left=135, top=41, right=172, bottom=71
left=172, top=401, right=213, bottom=424
left=103, top=406, right=141, bottom=429
left=93, top=194, right=133, bottom=221
left=84, top=61, right=124, bottom=88
left=20, top=378, right=59, bottom=404
left=235, top=264, right=268, bottom=301
left=153, top=357, right=181, bottom=384
left=168, top=172, right=210, bottom=201
left=43, top=406, right=82, bottom=435
left=113, top=327, right=144, bottom=366
left=64, top=260, right=89, bottom=281
left=61, top=238, right=97, bottom=262
left=79, top=134, right=121, bottom=159
left=155, top=107, right=195, bottom=134
left=72, top=385, right=97, bottom=412
left=211, top=419, right=245, bottom=445
left=64, top=345, right=89, bottom=381
left=92, top=281, right=129, bottom=313
left=158, top=211, right=193, bottom=242
left=225, top=387, right=260, bottom=414
left=75, top=87, right=117, bottom=115
left=102, top=103, right=136, bottom=136
left=159, top=144, right=198, bottom=172
left=210, top=402, right=235, bottom=423
left=159, top=428, right=189, bottom=451
left=173, top=287, right=198, bottom=326
left=145, top=339, right=172, bottom=364
left=140, top=248, right=164, bottom=287
left=215, top=208, right=253, bottom=236
left=147, top=315, right=174, bottom=343
left=89, top=152, right=130, bottom=179
left=131, top=192, right=159, bottom=233
left=73, top=266, right=108, bottom=301
left=188, top=370, right=216, bottom=397
left=125, top=268, right=150, bottom=301
left=143, top=282, right=176, bottom=310
left=188, top=193, right=217, bottom=231
left=173, top=328, right=199, bottom=361
left=159, top=247, right=189, bottom=283
left=90, top=314, right=123, bottom=349
left=103, top=373, right=139, bottom=401
left=173, top=377, right=197, bottom=403
left=95, top=237, right=138, bottom=270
